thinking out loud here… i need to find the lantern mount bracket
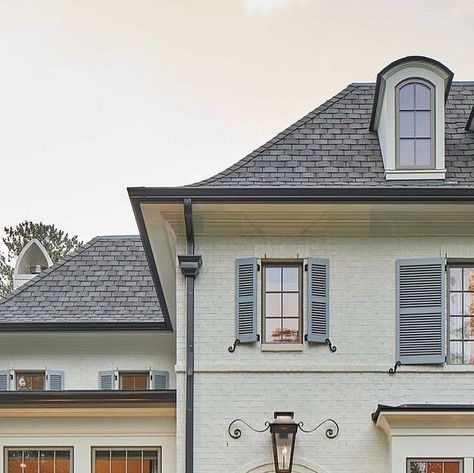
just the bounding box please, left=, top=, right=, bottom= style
left=227, top=417, right=339, bottom=440
left=228, top=418, right=271, bottom=439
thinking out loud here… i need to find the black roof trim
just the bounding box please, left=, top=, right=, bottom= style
left=0, top=322, right=168, bottom=332
left=372, top=403, right=474, bottom=422
left=466, top=105, right=474, bottom=132
left=0, top=389, right=176, bottom=406
left=129, top=186, right=474, bottom=202
left=369, top=55, right=454, bottom=131
left=130, top=196, right=173, bottom=331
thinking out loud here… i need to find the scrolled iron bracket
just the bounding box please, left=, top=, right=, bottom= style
left=228, top=339, right=241, bottom=353
left=388, top=361, right=402, bottom=375
left=325, top=338, right=337, bottom=352
left=297, top=418, right=339, bottom=439
left=228, top=419, right=271, bottom=439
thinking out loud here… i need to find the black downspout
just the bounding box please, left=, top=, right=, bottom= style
left=178, top=198, right=202, bottom=473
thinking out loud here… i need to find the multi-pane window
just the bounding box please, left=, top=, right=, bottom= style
left=119, top=372, right=149, bottom=390
left=16, top=371, right=45, bottom=391
left=407, top=459, right=462, bottom=473
left=6, top=448, right=72, bottom=473
left=263, top=263, right=302, bottom=344
left=448, top=266, right=474, bottom=364
left=93, top=448, right=160, bottom=473
left=397, top=80, right=434, bottom=169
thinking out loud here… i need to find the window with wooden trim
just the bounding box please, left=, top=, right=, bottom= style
left=119, top=372, right=149, bottom=390
left=15, top=371, right=45, bottom=391
left=396, top=79, right=435, bottom=169
left=262, top=263, right=302, bottom=344
left=93, top=448, right=161, bottom=473
left=407, top=458, right=462, bottom=473
left=5, top=448, right=72, bottom=472
left=448, top=265, right=474, bottom=364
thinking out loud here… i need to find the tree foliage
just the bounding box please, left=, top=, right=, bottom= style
left=0, top=221, right=83, bottom=298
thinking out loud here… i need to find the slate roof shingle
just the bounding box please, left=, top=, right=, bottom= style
left=0, top=235, right=163, bottom=326
left=191, top=82, right=474, bottom=188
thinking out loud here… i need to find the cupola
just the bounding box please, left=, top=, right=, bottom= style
left=13, top=239, right=53, bottom=289
left=370, top=56, right=454, bottom=180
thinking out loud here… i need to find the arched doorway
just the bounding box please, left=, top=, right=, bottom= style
left=242, top=458, right=327, bottom=473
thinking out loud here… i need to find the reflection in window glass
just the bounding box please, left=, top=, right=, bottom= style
left=93, top=449, right=160, bottom=473
left=449, top=266, right=474, bottom=364
left=16, top=372, right=45, bottom=391
left=263, top=264, right=302, bottom=343
left=397, top=81, right=433, bottom=169
left=6, top=449, right=72, bottom=473
left=119, top=373, right=149, bottom=390
left=408, top=459, right=461, bottom=473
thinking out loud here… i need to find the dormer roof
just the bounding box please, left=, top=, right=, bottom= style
left=369, top=56, right=454, bottom=132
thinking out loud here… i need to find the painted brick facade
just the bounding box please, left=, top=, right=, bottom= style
left=175, top=235, right=474, bottom=473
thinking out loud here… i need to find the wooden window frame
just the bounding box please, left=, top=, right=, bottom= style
left=395, top=78, right=436, bottom=170
left=261, top=260, right=303, bottom=344
left=4, top=447, right=73, bottom=473
left=406, top=458, right=463, bottom=473
left=14, top=370, right=46, bottom=392
left=91, top=447, right=162, bottom=473
left=118, top=371, right=150, bottom=391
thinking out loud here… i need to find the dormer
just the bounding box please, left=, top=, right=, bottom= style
left=13, top=239, right=53, bottom=289
left=370, top=56, right=454, bottom=180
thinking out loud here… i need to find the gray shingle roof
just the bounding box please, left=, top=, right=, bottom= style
left=191, top=82, right=474, bottom=187
left=0, top=236, right=163, bottom=326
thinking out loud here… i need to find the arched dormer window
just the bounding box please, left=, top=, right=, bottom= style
left=396, top=79, right=435, bottom=169
left=370, top=56, right=453, bottom=180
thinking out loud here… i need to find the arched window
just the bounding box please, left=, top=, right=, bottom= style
left=396, top=79, right=435, bottom=169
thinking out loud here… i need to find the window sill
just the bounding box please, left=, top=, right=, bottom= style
left=261, top=344, right=303, bottom=352
left=385, top=169, right=446, bottom=180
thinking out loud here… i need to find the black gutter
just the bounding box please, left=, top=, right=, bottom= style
left=129, top=186, right=474, bottom=202
left=0, top=322, right=168, bottom=332
left=178, top=199, right=202, bottom=473
left=372, top=403, right=474, bottom=423
left=0, top=389, right=176, bottom=405
left=130, top=193, right=173, bottom=331
left=369, top=55, right=454, bottom=131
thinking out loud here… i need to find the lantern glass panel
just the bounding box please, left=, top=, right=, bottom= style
left=275, top=430, right=295, bottom=472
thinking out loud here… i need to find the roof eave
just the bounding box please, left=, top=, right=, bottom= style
left=0, top=322, right=169, bottom=332
left=129, top=186, right=474, bottom=202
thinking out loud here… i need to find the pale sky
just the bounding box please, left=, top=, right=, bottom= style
left=0, top=0, right=473, bottom=244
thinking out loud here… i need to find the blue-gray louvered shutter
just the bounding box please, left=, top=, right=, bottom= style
left=235, top=257, right=258, bottom=343
left=306, top=258, right=330, bottom=343
left=46, top=370, right=64, bottom=391
left=99, top=371, right=116, bottom=390
left=397, top=258, right=445, bottom=364
left=0, top=370, right=11, bottom=391
left=150, top=371, right=169, bottom=390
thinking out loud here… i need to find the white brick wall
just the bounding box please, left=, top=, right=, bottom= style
left=175, top=235, right=474, bottom=473
left=0, top=331, right=176, bottom=389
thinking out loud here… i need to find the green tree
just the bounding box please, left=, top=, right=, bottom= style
left=0, top=221, right=83, bottom=297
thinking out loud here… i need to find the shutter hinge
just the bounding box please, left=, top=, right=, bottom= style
left=257, top=264, right=260, bottom=272
left=304, top=263, right=308, bottom=272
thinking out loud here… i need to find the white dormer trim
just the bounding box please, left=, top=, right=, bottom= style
left=370, top=56, right=453, bottom=181
left=13, top=239, right=53, bottom=289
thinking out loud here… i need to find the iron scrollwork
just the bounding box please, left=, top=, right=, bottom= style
left=297, top=418, right=339, bottom=439
left=228, top=417, right=339, bottom=439
left=228, top=419, right=271, bottom=439
left=388, top=361, right=402, bottom=375
left=325, top=338, right=337, bottom=352
left=228, top=339, right=241, bottom=353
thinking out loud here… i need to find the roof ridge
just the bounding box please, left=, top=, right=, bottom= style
left=0, top=236, right=103, bottom=306
left=188, top=84, right=357, bottom=187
